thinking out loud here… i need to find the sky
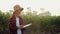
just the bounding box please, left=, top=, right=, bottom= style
left=0, top=0, right=60, bottom=16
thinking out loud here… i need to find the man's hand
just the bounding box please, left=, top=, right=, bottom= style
left=20, top=25, right=24, bottom=29
left=17, top=25, right=24, bottom=29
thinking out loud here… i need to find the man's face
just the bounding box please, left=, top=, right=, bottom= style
left=16, top=9, right=22, bottom=16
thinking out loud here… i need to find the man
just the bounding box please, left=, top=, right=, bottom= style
left=8, top=4, right=25, bottom=34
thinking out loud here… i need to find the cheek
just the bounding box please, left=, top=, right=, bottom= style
left=17, top=12, right=21, bottom=14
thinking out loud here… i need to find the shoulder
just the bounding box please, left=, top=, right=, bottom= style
left=9, top=15, right=16, bottom=21
left=19, top=16, right=23, bottom=19
left=18, top=16, right=24, bottom=21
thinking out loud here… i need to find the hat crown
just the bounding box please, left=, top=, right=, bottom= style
left=13, top=5, right=22, bottom=11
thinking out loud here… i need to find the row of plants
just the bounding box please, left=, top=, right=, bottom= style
left=0, top=11, right=60, bottom=34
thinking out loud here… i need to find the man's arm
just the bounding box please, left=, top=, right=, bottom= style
left=8, top=17, right=18, bottom=31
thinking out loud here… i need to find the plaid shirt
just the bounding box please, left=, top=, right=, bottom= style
left=8, top=15, right=24, bottom=34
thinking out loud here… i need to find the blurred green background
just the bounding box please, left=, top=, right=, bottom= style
left=0, top=10, right=60, bottom=34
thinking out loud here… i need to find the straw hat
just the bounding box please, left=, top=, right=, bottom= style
left=13, top=4, right=23, bottom=11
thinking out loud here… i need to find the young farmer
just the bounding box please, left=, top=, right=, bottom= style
left=8, top=4, right=25, bottom=34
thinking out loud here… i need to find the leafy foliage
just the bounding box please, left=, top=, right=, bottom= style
left=0, top=11, right=60, bottom=34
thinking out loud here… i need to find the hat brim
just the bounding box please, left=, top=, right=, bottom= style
left=14, top=8, right=23, bottom=11
left=21, top=8, right=23, bottom=11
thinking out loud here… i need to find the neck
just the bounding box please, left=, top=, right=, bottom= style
left=13, top=14, right=19, bottom=17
